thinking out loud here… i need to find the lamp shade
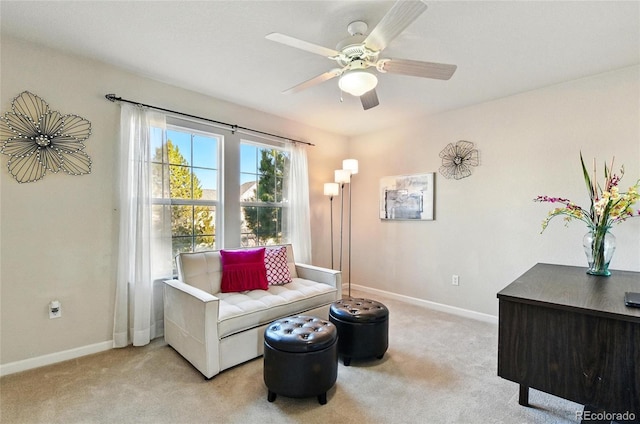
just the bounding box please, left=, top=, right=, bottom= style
left=343, top=159, right=359, bottom=175
left=335, top=169, right=351, bottom=184
left=338, top=70, right=378, bottom=97
left=324, top=182, right=339, bottom=196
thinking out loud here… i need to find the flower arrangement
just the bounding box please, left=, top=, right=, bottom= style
left=534, top=153, right=640, bottom=275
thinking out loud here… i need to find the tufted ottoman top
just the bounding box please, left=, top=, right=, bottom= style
left=330, top=298, right=389, bottom=323
left=265, top=315, right=337, bottom=353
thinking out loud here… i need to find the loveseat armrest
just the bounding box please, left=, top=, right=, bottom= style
left=164, top=278, right=219, bottom=303
left=295, top=263, right=342, bottom=293
left=163, top=279, right=221, bottom=379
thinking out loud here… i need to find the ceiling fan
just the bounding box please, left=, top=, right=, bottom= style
left=265, top=0, right=457, bottom=110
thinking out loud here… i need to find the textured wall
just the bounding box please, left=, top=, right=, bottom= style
left=0, top=37, right=347, bottom=366
left=346, top=66, right=640, bottom=316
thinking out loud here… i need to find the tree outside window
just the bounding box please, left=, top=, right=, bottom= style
left=241, top=145, right=289, bottom=246
left=152, top=132, right=218, bottom=261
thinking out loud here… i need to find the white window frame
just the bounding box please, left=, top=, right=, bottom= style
left=239, top=139, right=290, bottom=247
left=149, top=115, right=295, bottom=265
left=150, top=118, right=223, bottom=259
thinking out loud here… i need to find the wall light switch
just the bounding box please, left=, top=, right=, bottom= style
left=49, top=300, right=61, bottom=319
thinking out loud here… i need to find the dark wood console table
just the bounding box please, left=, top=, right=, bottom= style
left=497, top=263, right=640, bottom=421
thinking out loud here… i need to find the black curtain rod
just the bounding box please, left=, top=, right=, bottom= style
left=105, top=94, right=314, bottom=147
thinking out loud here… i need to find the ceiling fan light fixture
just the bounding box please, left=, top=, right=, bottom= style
left=338, top=70, right=378, bottom=97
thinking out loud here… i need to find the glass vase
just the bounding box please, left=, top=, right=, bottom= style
left=583, top=227, right=616, bottom=276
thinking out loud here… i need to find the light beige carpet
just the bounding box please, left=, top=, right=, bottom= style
left=1, top=289, right=583, bottom=423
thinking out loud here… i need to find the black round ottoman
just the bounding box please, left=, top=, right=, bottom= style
left=329, top=298, right=389, bottom=366
left=263, top=315, right=338, bottom=405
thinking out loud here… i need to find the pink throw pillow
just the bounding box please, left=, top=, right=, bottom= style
left=265, top=246, right=292, bottom=285
left=220, top=248, right=268, bottom=293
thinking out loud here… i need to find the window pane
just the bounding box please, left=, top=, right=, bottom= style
left=167, top=130, right=191, bottom=166
left=151, top=204, right=173, bottom=275
left=240, top=142, right=288, bottom=248
left=241, top=144, right=257, bottom=173
left=172, top=236, right=193, bottom=259
left=171, top=205, right=193, bottom=237
left=192, top=134, right=217, bottom=169
left=194, top=236, right=215, bottom=252
left=240, top=172, right=256, bottom=186
left=152, top=125, right=220, bottom=271
left=240, top=181, right=256, bottom=201
left=169, top=165, right=193, bottom=199
left=259, top=206, right=282, bottom=245
left=193, top=205, right=215, bottom=237
left=194, top=169, right=217, bottom=200
left=240, top=143, right=258, bottom=197
left=258, top=147, right=270, bottom=176
left=241, top=205, right=282, bottom=246
left=241, top=206, right=257, bottom=247
left=151, top=163, right=168, bottom=198
left=257, top=175, right=272, bottom=202
left=151, top=204, right=170, bottom=237
left=275, top=176, right=283, bottom=202
left=150, top=128, right=165, bottom=162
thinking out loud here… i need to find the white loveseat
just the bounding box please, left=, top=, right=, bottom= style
left=163, top=244, right=341, bottom=379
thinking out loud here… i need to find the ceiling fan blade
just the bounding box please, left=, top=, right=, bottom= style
left=360, top=89, right=380, bottom=110
left=364, top=0, right=428, bottom=52
left=266, top=32, right=340, bottom=58
left=380, top=58, right=457, bottom=80
left=282, top=69, right=341, bottom=94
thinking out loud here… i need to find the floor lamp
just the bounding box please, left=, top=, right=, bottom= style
left=342, top=159, right=359, bottom=298
left=323, top=183, right=339, bottom=269
left=334, top=169, right=351, bottom=276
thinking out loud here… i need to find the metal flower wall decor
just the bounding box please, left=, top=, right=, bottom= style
left=439, top=140, right=479, bottom=180
left=0, top=91, right=92, bottom=183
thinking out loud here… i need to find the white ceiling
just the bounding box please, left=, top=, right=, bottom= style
left=1, top=1, right=639, bottom=137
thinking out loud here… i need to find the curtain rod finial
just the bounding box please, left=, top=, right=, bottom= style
left=105, top=94, right=120, bottom=102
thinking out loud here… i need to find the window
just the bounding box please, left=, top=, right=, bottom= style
left=150, top=125, right=220, bottom=261
left=239, top=141, right=290, bottom=247
left=147, top=118, right=302, bottom=272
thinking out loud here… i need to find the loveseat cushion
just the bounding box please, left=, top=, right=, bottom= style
left=265, top=246, right=292, bottom=285
left=217, top=278, right=337, bottom=338
left=220, top=248, right=268, bottom=293
left=175, top=245, right=299, bottom=295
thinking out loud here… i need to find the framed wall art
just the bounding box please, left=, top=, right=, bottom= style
left=380, top=172, right=434, bottom=221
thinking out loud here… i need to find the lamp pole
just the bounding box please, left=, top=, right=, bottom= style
left=323, top=183, right=339, bottom=269
left=342, top=159, right=359, bottom=298
left=334, top=170, right=351, bottom=277
left=330, top=195, right=334, bottom=269
left=348, top=178, right=353, bottom=297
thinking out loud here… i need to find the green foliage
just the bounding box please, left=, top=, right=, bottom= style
left=154, top=140, right=215, bottom=253
left=243, top=148, right=289, bottom=244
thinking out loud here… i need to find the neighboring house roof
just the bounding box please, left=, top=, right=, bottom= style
left=199, top=183, right=255, bottom=202
left=240, top=181, right=256, bottom=201
left=201, top=189, right=217, bottom=201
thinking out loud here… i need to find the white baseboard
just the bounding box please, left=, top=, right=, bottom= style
left=349, top=284, right=498, bottom=324
left=0, top=340, right=113, bottom=377
left=1, top=289, right=495, bottom=376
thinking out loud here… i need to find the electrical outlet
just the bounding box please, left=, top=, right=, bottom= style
left=452, top=275, right=459, bottom=286
left=49, top=300, right=61, bottom=319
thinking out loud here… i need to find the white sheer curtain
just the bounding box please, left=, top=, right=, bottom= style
left=285, top=142, right=312, bottom=263
left=113, top=104, right=166, bottom=348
